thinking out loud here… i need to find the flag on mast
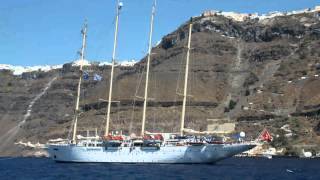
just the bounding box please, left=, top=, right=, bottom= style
left=83, top=71, right=89, bottom=80
left=259, top=129, right=272, bottom=142
left=93, top=73, right=102, bottom=81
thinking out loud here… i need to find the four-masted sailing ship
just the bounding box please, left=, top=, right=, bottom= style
left=47, top=0, right=256, bottom=163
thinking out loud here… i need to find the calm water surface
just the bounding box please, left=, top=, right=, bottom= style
left=0, top=157, right=319, bottom=180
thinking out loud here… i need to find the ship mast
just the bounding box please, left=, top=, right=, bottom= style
left=72, top=22, right=88, bottom=143
left=141, top=0, right=156, bottom=136
left=180, top=23, right=193, bottom=136
left=105, top=0, right=122, bottom=136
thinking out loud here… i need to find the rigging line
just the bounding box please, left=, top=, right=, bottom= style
left=67, top=45, right=85, bottom=141
left=114, top=66, right=120, bottom=132
left=174, top=48, right=186, bottom=104
left=132, top=51, right=149, bottom=98
left=175, top=50, right=185, bottom=95
left=190, top=48, right=196, bottom=129
left=154, top=67, right=158, bottom=131
left=67, top=90, right=77, bottom=140
left=96, top=94, right=102, bottom=136
left=130, top=0, right=156, bottom=132
left=117, top=101, right=120, bottom=130
left=82, top=66, right=88, bottom=116
left=173, top=42, right=188, bottom=129
left=130, top=62, right=147, bottom=133
left=67, top=115, right=75, bottom=140
left=93, top=15, right=117, bottom=62
left=135, top=64, right=147, bottom=101
left=86, top=10, right=116, bottom=61
left=69, top=75, right=87, bottom=140
left=151, top=63, right=157, bottom=132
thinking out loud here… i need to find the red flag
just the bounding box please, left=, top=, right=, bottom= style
left=260, top=129, right=272, bottom=142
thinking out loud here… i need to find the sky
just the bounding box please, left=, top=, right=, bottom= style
left=0, top=0, right=320, bottom=66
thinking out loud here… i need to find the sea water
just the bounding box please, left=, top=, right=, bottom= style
left=0, top=157, right=319, bottom=179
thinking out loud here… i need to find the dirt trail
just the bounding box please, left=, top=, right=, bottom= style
left=0, top=76, right=57, bottom=153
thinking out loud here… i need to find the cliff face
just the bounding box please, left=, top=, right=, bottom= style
left=1, top=10, right=320, bottom=156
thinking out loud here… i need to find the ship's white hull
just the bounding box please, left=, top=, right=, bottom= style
left=47, top=143, right=255, bottom=163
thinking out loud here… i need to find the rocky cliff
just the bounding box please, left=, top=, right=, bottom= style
left=1, top=9, right=320, bottom=156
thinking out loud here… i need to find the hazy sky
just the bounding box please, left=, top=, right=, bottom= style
left=1, top=0, right=319, bottom=66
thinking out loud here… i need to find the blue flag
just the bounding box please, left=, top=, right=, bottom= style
left=93, top=73, right=102, bottom=81
left=83, top=71, right=89, bottom=80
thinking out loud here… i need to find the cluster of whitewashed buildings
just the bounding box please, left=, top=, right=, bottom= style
left=201, top=5, right=320, bottom=22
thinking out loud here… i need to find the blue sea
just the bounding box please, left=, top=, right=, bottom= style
left=0, top=157, right=319, bottom=180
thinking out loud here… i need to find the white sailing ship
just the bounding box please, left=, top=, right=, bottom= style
left=47, top=0, right=256, bottom=163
